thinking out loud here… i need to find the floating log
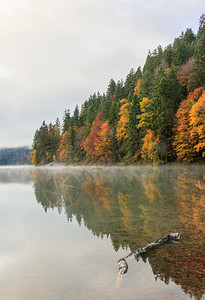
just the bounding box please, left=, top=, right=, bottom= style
left=118, top=233, right=180, bottom=275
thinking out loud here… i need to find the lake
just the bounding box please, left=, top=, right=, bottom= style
left=0, top=165, right=204, bottom=300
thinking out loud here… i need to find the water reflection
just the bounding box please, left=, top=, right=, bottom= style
left=31, top=165, right=205, bottom=300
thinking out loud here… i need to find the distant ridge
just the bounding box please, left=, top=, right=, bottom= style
left=0, top=147, right=32, bottom=165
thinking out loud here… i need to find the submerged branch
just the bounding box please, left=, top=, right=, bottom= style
left=117, top=233, right=180, bottom=275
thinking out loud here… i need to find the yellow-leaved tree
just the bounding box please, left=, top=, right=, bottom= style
left=31, top=149, right=38, bottom=165
left=137, top=97, right=154, bottom=131
left=116, top=99, right=130, bottom=141
left=57, top=131, right=72, bottom=162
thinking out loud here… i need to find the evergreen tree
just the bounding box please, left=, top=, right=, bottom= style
left=127, top=93, right=141, bottom=158
left=55, top=118, right=61, bottom=130
left=46, top=122, right=60, bottom=162
left=124, top=69, right=137, bottom=97
left=114, top=79, right=125, bottom=101
left=136, top=66, right=143, bottom=79
left=172, top=37, right=188, bottom=66
left=140, top=70, right=153, bottom=97
left=183, top=28, right=196, bottom=44
left=101, top=94, right=112, bottom=120
left=150, top=67, right=183, bottom=161
left=108, top=100, right=120, bottom=127
left=73, top=105, right=80, bottom=127
left=191, top=14, right=205, bottom=89
left=151, top=68, right=170, bottom=138
left=197, top=13, right=205, bottom=38
left=62, top=109, right=71, bottom=134
left=164, top=44, right=173, bottom=67
left=32, top=121, right=48, bottom=165
left=106, top=79, right=116, bottom=99
left=86, top=104, right=96, bottom=127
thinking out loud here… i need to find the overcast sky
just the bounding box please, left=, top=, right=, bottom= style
left=0, top=0, right=204, bottom=148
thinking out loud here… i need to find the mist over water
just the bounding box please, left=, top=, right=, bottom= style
left=0, top=165, right=204, bottom=299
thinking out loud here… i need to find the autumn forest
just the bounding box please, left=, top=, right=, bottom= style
left=31, top=15, right=205, bottom=165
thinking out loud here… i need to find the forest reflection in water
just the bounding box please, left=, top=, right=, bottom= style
left=31, top=165, right=205, bottom=300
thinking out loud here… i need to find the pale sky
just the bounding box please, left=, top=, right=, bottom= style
left=0, top=0, right=204, bottom=148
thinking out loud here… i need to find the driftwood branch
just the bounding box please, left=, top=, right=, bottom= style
left=118, top=233, right=180, bottom=275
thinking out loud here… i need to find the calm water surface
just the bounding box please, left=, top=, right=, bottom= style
left=0, top=165, right=204, bottom=300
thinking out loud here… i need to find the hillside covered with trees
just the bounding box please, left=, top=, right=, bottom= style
left=31, top=15, right=205, bottom=165
left=0, top=147, right=32, bottom=165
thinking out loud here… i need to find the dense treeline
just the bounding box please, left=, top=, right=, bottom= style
left=0, top=147, right=32, bottom=165
left=31, top=15, right=205, bottom=165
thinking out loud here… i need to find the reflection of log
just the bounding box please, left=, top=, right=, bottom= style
left=44, top=174, right=81, bottom=206
left=118, top=233, right=180, bottom=275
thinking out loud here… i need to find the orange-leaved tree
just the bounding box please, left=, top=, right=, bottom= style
left=134, top=79, right=141, bottom=97
left=82, top=112, right=113, bottom=162
left=189, top=91, right=205, bottom=157
left=95, top=120, right=113, bottom=161
left=141, top=129, right=161, bottom=164
left=173, top=87, right=204, bottom=161
left=81, top=112, right=103, bottom=162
